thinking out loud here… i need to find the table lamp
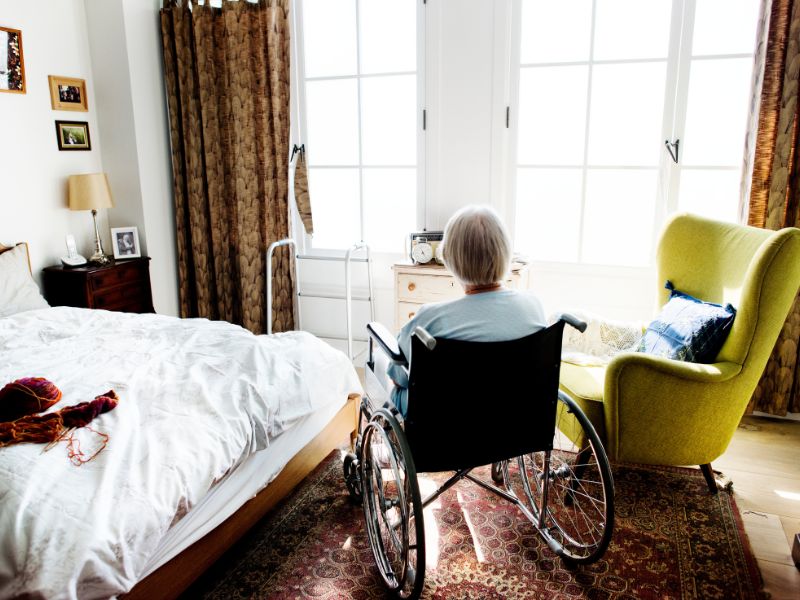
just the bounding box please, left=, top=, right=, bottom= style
left=68, top=173, right=114, bottom=265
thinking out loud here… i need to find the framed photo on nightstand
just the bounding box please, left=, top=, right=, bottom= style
left=111, top=226, right=141, bottom=260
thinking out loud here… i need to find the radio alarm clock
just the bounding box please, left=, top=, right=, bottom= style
left=409, top=231, right=444, bottom=265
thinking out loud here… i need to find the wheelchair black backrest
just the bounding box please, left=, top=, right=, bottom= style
left=404, top=320, right=565, bottom=473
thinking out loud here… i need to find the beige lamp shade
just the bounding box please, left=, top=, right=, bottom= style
left=68, top=173, right=114, bottom=211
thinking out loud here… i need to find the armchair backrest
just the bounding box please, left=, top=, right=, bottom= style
left=656, top=213, right=800, bottom=380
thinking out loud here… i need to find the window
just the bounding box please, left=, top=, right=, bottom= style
left=510, top=0, right=759, bottom=267
left=293, top=0, right=423, bottom=252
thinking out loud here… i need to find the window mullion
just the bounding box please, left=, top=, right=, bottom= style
left=649, top=0, right=693, bottom=264
left=355, top=0, right=365, bottom=244
left=506, top=0, right=523, bottom=250
left=577, top=0, right=597, bottom=264
left=668, top=0, right=697, bottom=216
left=417, top=0, right=426, bottom=231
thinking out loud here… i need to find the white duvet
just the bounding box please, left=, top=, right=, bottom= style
left=0, top=307, right=361, bottom=600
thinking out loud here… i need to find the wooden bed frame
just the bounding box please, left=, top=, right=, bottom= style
left=125, top=393, right=359, bottom=599
left=2, top=242, right=360, bottom=598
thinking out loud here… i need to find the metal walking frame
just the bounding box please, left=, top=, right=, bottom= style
left=266, top=238, right=375, bottom=361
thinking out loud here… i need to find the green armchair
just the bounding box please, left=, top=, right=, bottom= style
left=559, top=213, right=800, bottom=492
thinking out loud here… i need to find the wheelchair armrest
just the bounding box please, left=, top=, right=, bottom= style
left=367, top=322, right=407, bottom=365
left=557, top=312, right=587, bottom=333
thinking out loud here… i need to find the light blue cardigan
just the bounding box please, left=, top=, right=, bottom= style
left=387, top=289, right=547, bottom=416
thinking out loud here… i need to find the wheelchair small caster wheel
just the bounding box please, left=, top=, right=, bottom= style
left=343, top=452, right=362, bottom=504
left=491, top=461, right=504, bottom=484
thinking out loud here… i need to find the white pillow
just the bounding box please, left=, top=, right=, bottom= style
left=0, top=245, right=49, bottom=317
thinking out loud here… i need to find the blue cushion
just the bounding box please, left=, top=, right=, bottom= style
left=638, top=281, right=736, bottom=363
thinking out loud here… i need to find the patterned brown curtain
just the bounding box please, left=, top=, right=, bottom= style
left=160, top=0, right=295, bottom=334
left=744, top=0, right=800, bottom=414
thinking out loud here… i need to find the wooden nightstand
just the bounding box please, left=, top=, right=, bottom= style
left=43, top=258, right=155, bottom=314
left=392, top=262, right=530, bottom=330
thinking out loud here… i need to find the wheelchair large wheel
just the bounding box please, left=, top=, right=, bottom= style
left=360, top=409, right=425, bottom=599
left=514, top=391, right=614, bottom=564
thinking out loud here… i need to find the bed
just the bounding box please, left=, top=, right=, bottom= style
left=0, top=243, right=362, bottom=600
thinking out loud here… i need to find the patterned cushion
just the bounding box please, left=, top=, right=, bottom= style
left=638, top=281, right=736, bottom=363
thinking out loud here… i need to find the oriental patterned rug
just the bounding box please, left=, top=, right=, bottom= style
left=184, top=451, right=764, bottom=599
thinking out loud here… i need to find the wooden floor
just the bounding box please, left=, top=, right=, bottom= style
left=714, top=416, right=800, bottom=600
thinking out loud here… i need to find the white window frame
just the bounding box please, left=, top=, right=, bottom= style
left=666, top=0, right=756, bottom=221
left=504, top=0, right=756, bottom=273
left=289, top=0, right=427, bottom=257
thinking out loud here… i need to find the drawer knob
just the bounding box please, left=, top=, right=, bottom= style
left=408, top=312, right=416, bottom=319
left=407, top=282, right=416, bottom=292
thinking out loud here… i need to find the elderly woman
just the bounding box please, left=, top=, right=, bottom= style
left=387, top=205, right=547, bottom=416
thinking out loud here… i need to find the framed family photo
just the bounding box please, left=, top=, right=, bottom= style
left=55, top=120, right=91, bottom=151
left=111, top=227, right=141, bottom=260
left=0, top=26, right=26, bottom=94
left=49, top=75, right=88, bottom=111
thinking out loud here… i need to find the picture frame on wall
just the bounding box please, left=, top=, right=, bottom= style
left=48, top=75, right=88, bottom=111
left=0, top=26, right=26, bottom=94
left=111, top=227, right=141, bottom=260
left=55, top=120, right=91, bottom=151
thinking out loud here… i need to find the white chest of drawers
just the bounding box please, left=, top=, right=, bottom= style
left=392, top=262, right=531, bottom=330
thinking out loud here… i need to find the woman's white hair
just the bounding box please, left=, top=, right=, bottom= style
left=442, top=205, right=512, bottom=286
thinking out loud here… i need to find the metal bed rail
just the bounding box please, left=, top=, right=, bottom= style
left=266, top=239, right=375, bottom=361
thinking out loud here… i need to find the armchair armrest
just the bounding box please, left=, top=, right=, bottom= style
left=367, top=322, right=407, bottom=365
left=607, top=353, right=741, bottom=384
left=603, top=353, right=744, bottom=465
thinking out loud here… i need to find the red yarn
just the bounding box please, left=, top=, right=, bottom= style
left=0, top=389, right=119, bottom=462
left=0, top=378, right=62, bottom=422
left=60, top=391, right=119, bottom=428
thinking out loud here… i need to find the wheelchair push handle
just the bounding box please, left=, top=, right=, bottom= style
left=558, top=313, right=587, bottom=333
left=412, top=326, right=437, bottom=351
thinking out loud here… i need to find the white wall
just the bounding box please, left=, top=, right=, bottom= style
left=0, top=0, right=109, bottom=280
left=84, top=0, right=179, bottom=316
left=121, top=0, right=178, bottom=318
left=84, top=0, right=145, bottom=242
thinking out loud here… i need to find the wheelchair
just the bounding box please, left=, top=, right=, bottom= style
left=342, top=315, right=615, bottom=599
